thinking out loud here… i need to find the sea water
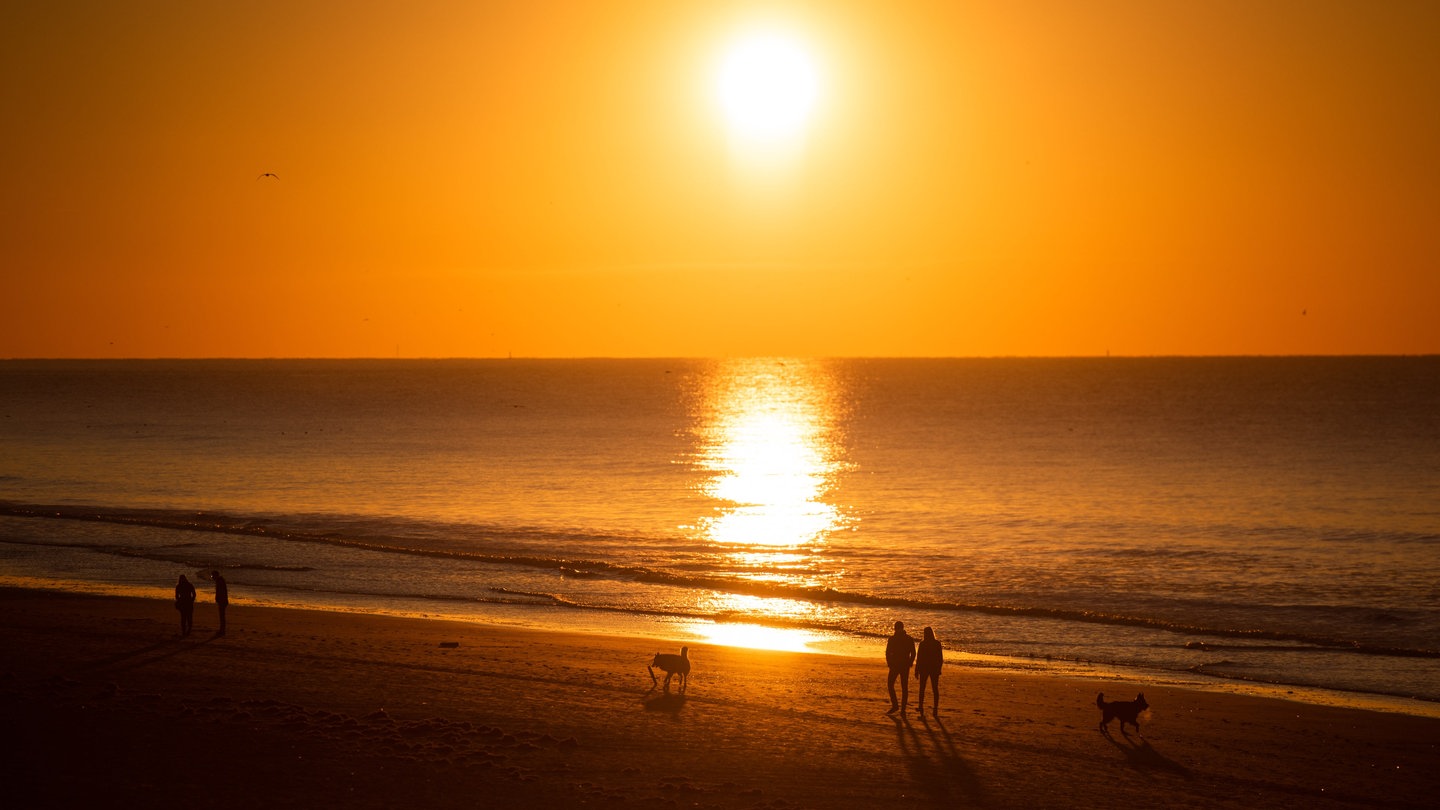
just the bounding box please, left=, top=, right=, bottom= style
left=1, top=357, right=1437, bottom=713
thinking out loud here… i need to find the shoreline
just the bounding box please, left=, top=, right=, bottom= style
left=9, top=577, right=1438, bottom=721
left=3, top=586, right=1439, bottom=808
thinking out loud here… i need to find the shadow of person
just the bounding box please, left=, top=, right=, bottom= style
left=919, top=706, right=950, bottom=727
left=891, top=701, right=987, bottom=807
left=85, top=635, right=215, bottom=675
left=83, top=640, right=176, bottom=671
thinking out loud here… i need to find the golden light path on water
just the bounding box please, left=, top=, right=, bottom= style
left=685, top=359, right=850, bottom=653
left=683, top=621, right=829, bottom=654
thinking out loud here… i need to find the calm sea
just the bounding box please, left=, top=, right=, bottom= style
left=2, top=358, right=1437, bottom=713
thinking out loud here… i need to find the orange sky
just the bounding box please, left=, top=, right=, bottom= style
left=3, top=0, right=1438, bottom=358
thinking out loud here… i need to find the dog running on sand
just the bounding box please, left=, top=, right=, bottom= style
left=649, top=646, right=691, bottom=693
left=1096, top=692, right=1149, bottom=736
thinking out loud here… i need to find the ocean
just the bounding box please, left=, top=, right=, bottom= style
left=2, top=357, right=1437, bottom=714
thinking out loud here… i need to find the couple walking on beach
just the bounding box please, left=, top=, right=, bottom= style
left=174, top=571, right=228, bottom=637
left=886, top=621, right=943, bottom=716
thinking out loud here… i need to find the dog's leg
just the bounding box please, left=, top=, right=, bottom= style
left=648, top=665, right=658, bottom=689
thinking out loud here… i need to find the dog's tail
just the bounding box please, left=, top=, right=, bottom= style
left=1096, top=692, right=1105, bottom=708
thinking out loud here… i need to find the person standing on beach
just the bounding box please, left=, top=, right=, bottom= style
left=885, top=621, right=917, bottom=714
left=915, top=626, right=943, bottom=716
left=175, top=574, right=197, bottom=637
left=211, top=570, right=228, bottom=636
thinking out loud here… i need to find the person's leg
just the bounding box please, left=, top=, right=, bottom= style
left=931, top=674, right=940, bottom=713
left=916, top=673, right=928, bottom=710
left=899, top=669, right=909, bottom=709
left=887, top=669, right=900, bottom=709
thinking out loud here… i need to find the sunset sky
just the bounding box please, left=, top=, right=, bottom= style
left=4, top=0, right=1438, bottom=358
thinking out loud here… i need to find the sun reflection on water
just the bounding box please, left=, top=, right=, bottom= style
left=682, top=359, right=851, bottom=646
left=689, top=358, right=849, bottom=553
left=684, top=592, right=836, bottom=652
left=685, top=620, right=828, bottom=653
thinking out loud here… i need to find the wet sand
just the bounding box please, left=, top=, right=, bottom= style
left=2, top=587, right=1437, bottom=809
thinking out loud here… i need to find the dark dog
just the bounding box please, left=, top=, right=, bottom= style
left=649, top=646, right=691, bottom=693
left=1096, top=692, right=1149, bottom=735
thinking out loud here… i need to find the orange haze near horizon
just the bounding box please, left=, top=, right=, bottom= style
left=3, top=1, right=1438, bottom=359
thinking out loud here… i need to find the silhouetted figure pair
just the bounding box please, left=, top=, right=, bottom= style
left=175, top=574, right=197, bottom=636
left=211, top=570, right=228, bottom=636
left=915, top=626, right=943, bottom=715
left=885, top=621, right=916, bottom=714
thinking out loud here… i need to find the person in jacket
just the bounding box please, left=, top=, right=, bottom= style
left=885, top=621, right=917, bottom=714
left=915, top=626, right=944, bottom=716
left=175, top=574, right=197, bottom=637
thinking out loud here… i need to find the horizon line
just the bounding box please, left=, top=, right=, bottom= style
left=4, top=352, right=1437, bottom=362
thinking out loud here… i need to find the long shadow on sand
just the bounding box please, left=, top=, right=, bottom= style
left=892, top=711, right=988, bottom=808
left=1102, top=729, right=1192, bottom=778
left=83, top=636, right=217, bottom=675
left=643, top=692, right=686, bottom=717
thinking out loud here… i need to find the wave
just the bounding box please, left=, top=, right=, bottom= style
left=0, top=536, right=318, bottom=573
left=229, top=580, right=1440, bottom=706
left=5, top=500, right=1437, bottom=661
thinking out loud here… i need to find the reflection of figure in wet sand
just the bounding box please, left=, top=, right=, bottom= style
left=885, top=621, right=917, bottom=714
left=175, top=574, right=197, bottom=637
left=915, top=626, right=943, bottom=716
left=211, top=570, right=228, bottom=636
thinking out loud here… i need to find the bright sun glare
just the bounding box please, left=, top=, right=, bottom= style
left=689, top=621, right=825, bottom=654
left=715, top=30, right=820, bottom=142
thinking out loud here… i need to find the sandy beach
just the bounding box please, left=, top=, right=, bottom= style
left=2, top=587, right=1436, bottom=809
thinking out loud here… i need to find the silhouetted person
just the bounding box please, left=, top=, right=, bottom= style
left=211, top=570, right=228, bottom=636
left=915, top=626, right=943, bottom=715
left=175, top=574, right=197, bottom=637
left=885, top=620, right=916, bottom=714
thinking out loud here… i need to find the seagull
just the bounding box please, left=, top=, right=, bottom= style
left=257, top=172, right=279, bottom=180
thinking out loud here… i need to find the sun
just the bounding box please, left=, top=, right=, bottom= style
left=714, top=30, right=821, bottom=142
